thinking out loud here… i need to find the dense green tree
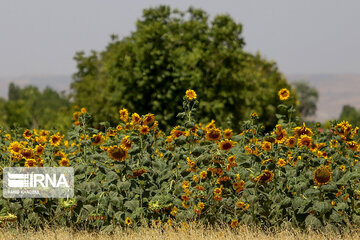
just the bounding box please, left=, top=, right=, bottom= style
left=0, top=84, right=72, bottom=130
left=339, top=105, right=360, bottom=126
left=72, top=5, right=296, bottom=131
left=292, top=81, right=318, bottom=119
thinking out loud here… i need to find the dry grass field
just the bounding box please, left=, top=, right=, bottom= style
left=0, top=226, right=359, bottom=240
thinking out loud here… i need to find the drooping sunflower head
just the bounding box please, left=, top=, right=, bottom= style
left=224, top=129, right=233, bottom=139
left=121, top=136, right=133, bottom=150
left=313, top=165, right=332, bottom=186
left=119, top=108, right=129, bottom=123
left=107, top=145, right=128, bottom=162
left=278, top=88, right=290, bottom=101
left=91, top=133, right=105, bottom=146
left=254, top=170, right=274, bottom=184
left=131, top=113, right=141, bottom=125
left=185, top=89, right=197, bottom=101
left=206, top=128, right=222, bottom=141
left=219, top=139, right=237, bottom=151
left=143, top=114, right=155, bottom=125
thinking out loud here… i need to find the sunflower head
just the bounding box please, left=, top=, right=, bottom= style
left=125, top=217, right=132, bottom=225
left=254, top=170, right=274, bottom=184
left=91, top=133, right=105, bottom=146
left=185, top=89, right=197, bottom=101
left=139, top=125, right=150, bottom=135
left=59, top=158, right=70, bottom=167
left=219, top=139, right=237, bottom=151
left=107, top=145, right=128, bottom=162
left=25, top=159, right=37, bottom=167
left=119, top=108, right=129, bottom=122
left=206, top=128, right=222, bottom=141
left=313, top=165, right=332, bottom=186
left=278, top=88, right=290, bottom=100
left=224, top=129, right=233, bottom=139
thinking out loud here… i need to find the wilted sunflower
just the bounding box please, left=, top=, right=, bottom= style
left=185, top=89, right=197, bottom=100
left=254, top=170, right=274, bottom=184
left=119, top=108, right=129, bottom=122
left=206, top=128, right=222, bottom=141
left=91, top=133, right=105, bottom=146
left=107, top=145, right=128, bottom=162
left=224, top=129, right=233, bottom=139
left=139, top=125, right=150, bottom=135
left=219, top=139, right=237, bottom=151
left=278, top=88, right=290, bottom=100
left=313, top=166, right=332, bottom=186
left=298, top=135, right=312, bottom=148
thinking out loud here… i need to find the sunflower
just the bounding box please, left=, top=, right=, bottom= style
left=8, top=141, right=23, bottom=153
left=125, top=217, right=132, bottom=225
left=230, top=220, right=239, bottom=228
left=91, top=133, right=105, bottom=146
left=35, top=144, right=45, bottom=155
left=206, top=128, right=222, bottom=141
left=254, top=170, right=274, bottom=184
left=228, top=155, right=236, bottom=164
left=107, top=129, right=117, bottom=137
left=278, top=88, right=290, bottom=100
left=224, top=129, right=233, bottom=139
left=21, top=148, right=34, bottom=159
left=287, top=136, right=296, bottom=147
left=313, top=165, right=332, bottom=186
left=143, top=114, right=155, bottom=125
left=50, top=133, right=63, bottom=147
left=219, top=139, right=237, bottom=151
left=199, top=171, right=207, bottom=179
left=187, top=157, right=195, bottom=167
left=119, top=108, right=129, bottom=122
left=339, top=165, right=346, bottom=172
left=107, top=145, right=128, bottom=162
left=298, top=135, right=313, bottom=148
left=25, top=159, right=37, bottom=167
left=294, top=123, right=313, bottom=137
left=139, top=125, right=150, bottom=135
left=261, top=141, right=272, bottom=151
left=131, top=113, right=141, bottom=125
left=275, top=129, right=287, bottom=144
left=73, top=111, right=81, bottom=121
left=277, top=158, right=287, bottom=167
left=236, top=201, right=245, bottom=208
left=121, top=136, right=133, bottom=150
left=59, top=158, right=70, bottom=167
left=214, top=188, right=222, bottom=195
left=192, top=175, right=199, bottom=182
left=334, top=121, right=352, bottom=137
left=23, top=129, right=32, bottom=139
left=185, top=89, right=197, bottom=100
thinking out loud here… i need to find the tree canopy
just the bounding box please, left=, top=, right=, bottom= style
left=71, top=5, right=296, bottom=131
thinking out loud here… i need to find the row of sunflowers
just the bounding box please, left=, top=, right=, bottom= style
left=0, top=89, right=359, bottom=232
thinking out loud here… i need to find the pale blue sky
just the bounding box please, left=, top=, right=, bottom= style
left=1, top=0, right=360, bottom=77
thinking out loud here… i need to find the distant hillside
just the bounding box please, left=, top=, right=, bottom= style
left=0, top=75, right=71, bottom=99
left=0, top=73, right=359, bottom=123
left=287, top=74, right=360, bottom=122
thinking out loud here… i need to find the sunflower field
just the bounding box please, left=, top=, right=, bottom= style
left=0, top=89, right=359, bottom=233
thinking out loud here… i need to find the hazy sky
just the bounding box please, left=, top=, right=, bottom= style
left=1, top=0, right=360, bottom=77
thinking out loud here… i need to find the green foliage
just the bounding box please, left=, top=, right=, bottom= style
left=0, top=91, right=359, bottom=232
left=292, top=81, right=319, bottom=119
left=0, top=83, right=72, bottom=130
left=71, top=5, right=295, bottom=131
left=339, top=105, right=360, bottom=126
